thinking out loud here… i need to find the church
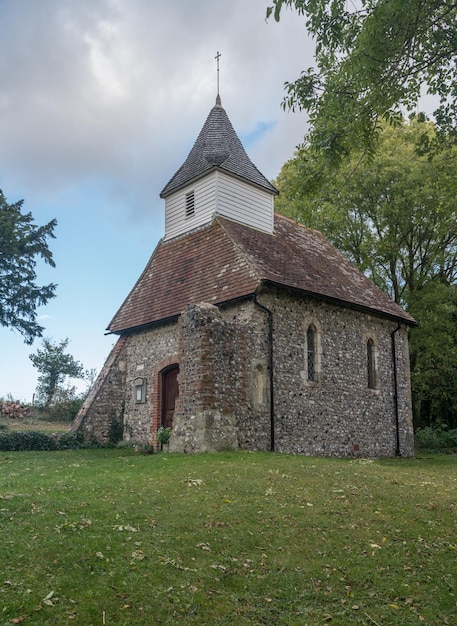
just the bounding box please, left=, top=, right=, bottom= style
left=73, top=94, right=415, bottom=457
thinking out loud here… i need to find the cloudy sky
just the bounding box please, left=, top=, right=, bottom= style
left=0, top=0, right=314, bottom=402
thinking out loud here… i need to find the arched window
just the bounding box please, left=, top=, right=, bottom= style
left=307, top=324, right=317, bottom=382
left=367, top=338, right=376, bottom=389
left=253, top=362, right=268, bottom=405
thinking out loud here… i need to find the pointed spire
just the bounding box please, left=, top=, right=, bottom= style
left=160, top=101, right=278, bottom=198
left=160, top=51, right=277, bottom=199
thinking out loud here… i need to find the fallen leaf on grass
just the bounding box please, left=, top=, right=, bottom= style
left=11, top=617, right=25, bottom=624
left=113, top=524, right=138, bottom=532
left=43, top=591, right=56, bottom=607
left=210, top=564, right=227, bottom=572
left=182, top=478, right=203, bottom=487
left=130, top=550, right=146, bottom=564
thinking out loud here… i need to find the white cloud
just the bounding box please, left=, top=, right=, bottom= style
left=0, top=0, right=314, bottom=399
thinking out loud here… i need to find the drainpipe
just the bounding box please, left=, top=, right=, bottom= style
left=253, top=293, right=275, bottom=452
left=391, top=322, right=402, bottom=456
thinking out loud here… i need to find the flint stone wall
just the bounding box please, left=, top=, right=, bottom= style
left=261, top=289, right=414, bottom=457
left=74, top=287, right=414, bottom=457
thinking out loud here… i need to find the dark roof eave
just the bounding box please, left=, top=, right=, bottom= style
left=105, top=293, right=259, bottom=336
left=259, top=279, right=417, bottom=326
left=160, top=165, right=278, bottom=199
left=106, top=314, right=181, bottom=337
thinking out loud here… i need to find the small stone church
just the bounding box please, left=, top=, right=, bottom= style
left=73, top=94, right=415, bottom=457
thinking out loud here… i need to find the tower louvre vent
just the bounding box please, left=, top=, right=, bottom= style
left=185, top=191, right=195, bottom=217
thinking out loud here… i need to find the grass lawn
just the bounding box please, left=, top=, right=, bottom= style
left=0, top=450, right=456, bottom=625
left=0, top=416, right=70, bottom=434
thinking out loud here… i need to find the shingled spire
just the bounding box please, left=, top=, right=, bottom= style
left=160, top=98, right=278, bottom=198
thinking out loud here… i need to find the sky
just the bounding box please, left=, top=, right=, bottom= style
left=0, top=0, right=314, bottom=403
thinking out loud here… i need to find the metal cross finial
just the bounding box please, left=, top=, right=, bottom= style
left=215, top=51, right=221, bottom=96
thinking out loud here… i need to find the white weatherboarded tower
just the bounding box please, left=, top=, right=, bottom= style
left=160, top=95, right=278, bottom=241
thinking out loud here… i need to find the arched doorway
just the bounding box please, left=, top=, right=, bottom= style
left=161, top=365, right=179, bottom=429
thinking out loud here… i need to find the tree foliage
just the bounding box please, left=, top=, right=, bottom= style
left=30, top=337, right=84, bottom=407
left=275, top=118, right=457, bottom=300
left=408, top=283, right=457, bottom=428
left=274, top=118, right=457, bottom=427
left=0, top=190, right=57, bottom=344
left=267, top=0, right=457, bottom=164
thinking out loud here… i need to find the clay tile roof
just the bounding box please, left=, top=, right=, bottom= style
left=107, top=214, right=414, bottom=334
left=160, top=98, right=278, bottom=198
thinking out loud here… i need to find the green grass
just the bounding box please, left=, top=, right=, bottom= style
left=0, top=450, right=456, bottom=625
left=0, top=415, right=70, bottom=434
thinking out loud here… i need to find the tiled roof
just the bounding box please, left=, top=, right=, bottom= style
left=107, top=214, right=414, bottom=334
left=160, top=97, right=278, bottom=198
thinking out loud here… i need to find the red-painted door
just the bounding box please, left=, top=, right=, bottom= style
left=161, top=366, right=179, bottom=429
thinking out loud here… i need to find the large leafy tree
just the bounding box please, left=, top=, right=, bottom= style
left=276, top=118, right=457, bottom=301
left=30, top=337, right=84, bottom=407
left=274, top=118, right=457, bottom=427
left=0, top=190, right=57, bottom=344
left=267, top=0, right=457, bottom=164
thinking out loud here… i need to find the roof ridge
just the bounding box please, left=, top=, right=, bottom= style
left=274, top=211, right=324, bottom=236
left=107, top=239, right=164, bottom=331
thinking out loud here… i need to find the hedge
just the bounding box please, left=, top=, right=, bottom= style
left=0, top=430, right=86, bottom=451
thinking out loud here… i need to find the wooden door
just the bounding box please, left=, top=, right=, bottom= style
left=161, top=366, right=179, bottom=429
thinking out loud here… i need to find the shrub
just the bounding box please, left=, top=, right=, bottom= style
left=57, top=431, right=84, bottom=450
left=0, top=431, right=58, bottom=451
left=0, top=429, right=102, bottom=451
left=415, top=424, right=457, bottom=451
left=157, top=426, right=171, bottom=445
left=47, top=397, right=84, bottom=422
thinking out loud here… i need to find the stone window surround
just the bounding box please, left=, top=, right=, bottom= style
left=303, top=318, right=322, bottom=384
left=134, top=377, right=146, bottom=403
left=364, top=334, right=380, bottom=392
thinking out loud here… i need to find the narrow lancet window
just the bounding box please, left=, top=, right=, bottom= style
left=367, top=338, right=376, bottom=389
left=307, top=325, right=316, bottom=382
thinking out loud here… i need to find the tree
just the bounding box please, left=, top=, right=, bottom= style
left=408, top=283, right=457, bottom=428
left=267, top=0, right=457, bottom=165
left=30, top=337, right=84, bottom=407
left=274, top=117, right=457, bottom=427
left=275, top=118, right=457, bottom=301
left=0, top=190, right=57, bottom=344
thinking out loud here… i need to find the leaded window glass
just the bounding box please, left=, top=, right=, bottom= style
left=307, top=325, right=316, bottom=381
left=367, top=338, right=376, bottom=389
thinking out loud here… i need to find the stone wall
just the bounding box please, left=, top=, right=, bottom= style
left=260, top=288, right=414, bottom=457
left=74, top=287, right=414, bottom=457
left=170, top=301, right=271, bottom=452
left=73, top=323, right=178, bottom=446
left=121, top=323, right=178, bottom=444
left=72, top=336, right=128, bottom=444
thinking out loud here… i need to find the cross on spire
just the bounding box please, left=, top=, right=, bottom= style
left=215, top=51, right=221, bottom=99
